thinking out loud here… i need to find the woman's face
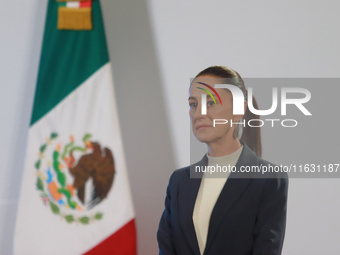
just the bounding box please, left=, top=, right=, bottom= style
left=189, top=76, right=245, bottom=144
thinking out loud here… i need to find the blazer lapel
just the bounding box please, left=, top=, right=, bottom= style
left=178, top=156, right=206, bottom=255
left=203, top=141, right=259, bottom=254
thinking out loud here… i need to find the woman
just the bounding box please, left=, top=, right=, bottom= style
left=157, top=66, right=289, bottom=255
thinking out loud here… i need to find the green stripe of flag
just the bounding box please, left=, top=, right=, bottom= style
left=31, top=0, right=109, bottom=125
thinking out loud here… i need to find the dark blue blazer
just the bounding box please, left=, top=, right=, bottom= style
left=157, top=141, right=289, bottom=255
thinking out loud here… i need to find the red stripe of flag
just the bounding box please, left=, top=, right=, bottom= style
left=83, top=219, right=137, bottom=255
left=80, top=0, right=92, bottom=8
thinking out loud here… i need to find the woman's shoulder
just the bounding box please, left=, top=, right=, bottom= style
left=169, top=166, right=190, bottom=181
left=167, top=163, right=201, bottom=188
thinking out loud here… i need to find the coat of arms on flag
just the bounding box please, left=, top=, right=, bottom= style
left=35, top=132, right=115, bottom=225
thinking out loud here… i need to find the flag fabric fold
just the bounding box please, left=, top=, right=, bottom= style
left=14, top=1, right=137, bottom=254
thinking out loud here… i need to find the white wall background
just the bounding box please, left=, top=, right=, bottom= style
left=0, top=0, right=339, bottom=254
left=0, top=0, right=46, bottom=254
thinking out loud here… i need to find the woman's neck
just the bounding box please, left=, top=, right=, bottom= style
left=207, top=137, right=242, bottom=157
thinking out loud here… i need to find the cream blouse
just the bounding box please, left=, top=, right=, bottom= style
left=192, top=145, right=243, bottom=255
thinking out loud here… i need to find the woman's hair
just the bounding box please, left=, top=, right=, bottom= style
left=194, top=65, right=262, bottom=158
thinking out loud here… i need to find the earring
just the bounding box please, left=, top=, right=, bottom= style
left=233, top=126, right=239, bottom=139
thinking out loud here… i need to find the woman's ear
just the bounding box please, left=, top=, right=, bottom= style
left=234, top=101, right=247, bottom=122
left=243, top=100, right=247, bottom=116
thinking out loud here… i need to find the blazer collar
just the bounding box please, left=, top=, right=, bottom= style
left=179, top=141, right=259, bottom=255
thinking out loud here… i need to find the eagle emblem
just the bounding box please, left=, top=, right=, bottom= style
left=35, top=132, right=115, bottom=225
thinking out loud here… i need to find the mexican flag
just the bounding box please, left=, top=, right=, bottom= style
left=14, top=1, right=137, bottom=254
